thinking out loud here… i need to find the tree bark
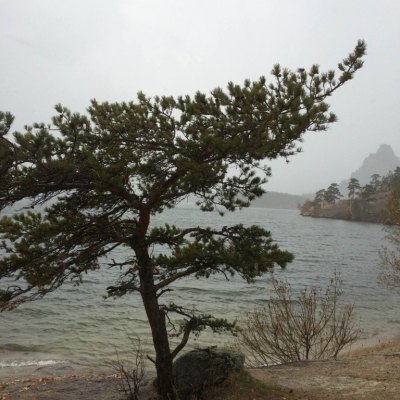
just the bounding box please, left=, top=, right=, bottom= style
left=136, top=247, right=175, bottom=399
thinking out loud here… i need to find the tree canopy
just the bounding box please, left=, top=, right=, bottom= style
left=0, top=40, right=366, bottom=399
left=379, top=185, right=400, bottom=291
left=347, top=178, right=361, bottom=199
left=312, top=189, right=325, bottom=208
left=324, top=183, right=343, bottom=205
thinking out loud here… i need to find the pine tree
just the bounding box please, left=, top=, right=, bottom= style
left=347, top=178, right=361, bottom=200
left=360, top=183, right=375, bottom=213
left=324, top=183, right=343, bottom=207
left=314, top=189, right=326, bottom=208
left=379, top=185, right=400, bottom=290
left=390, top=167, right=400, bottom=187
left=0, top=41, right=366, bottom=399
left=370, top=174, right=381, bottom=192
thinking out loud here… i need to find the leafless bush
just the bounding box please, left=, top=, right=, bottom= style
left=235, top=272, right=361, bottom=367
left=109, top=333, right=147, bottom=400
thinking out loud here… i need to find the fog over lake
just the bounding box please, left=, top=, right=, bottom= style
left=1, top=1, right=400, bottom=194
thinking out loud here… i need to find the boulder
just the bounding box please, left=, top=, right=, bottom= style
left=172, top=347, right=244, bottom=400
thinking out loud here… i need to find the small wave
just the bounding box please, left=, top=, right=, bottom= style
left=0, top=343, right=42, bottom=352
left=0, top=359, right=67, bottom=368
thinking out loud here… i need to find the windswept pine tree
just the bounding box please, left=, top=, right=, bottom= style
left=347, top=178, right=361, bottom=200
left=0, top=41, right=366, bottom=399
left=324, top=183, right=343, bottom=207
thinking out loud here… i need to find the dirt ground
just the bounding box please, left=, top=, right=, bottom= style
left=1, top=338, right=400, bottom=400
left=0, top=363, right=159, bottom=400
left=251, top=353, right=400, bottom=400
left=250, top=337, right=400, bottom=400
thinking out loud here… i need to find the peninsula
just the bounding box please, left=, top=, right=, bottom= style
left=298, top=167, right=400, bottom=223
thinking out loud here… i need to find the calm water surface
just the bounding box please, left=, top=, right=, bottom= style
left=0, top=204, right=399, bottom=368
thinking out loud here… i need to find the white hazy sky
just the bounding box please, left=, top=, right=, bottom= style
left=1, top=0, right=399, bottom=195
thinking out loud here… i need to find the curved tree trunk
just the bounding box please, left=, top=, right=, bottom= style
left=136, top=247, right=175, bottom=399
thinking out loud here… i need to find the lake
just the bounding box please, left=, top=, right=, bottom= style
left=0, top=204, right=399, bottom=369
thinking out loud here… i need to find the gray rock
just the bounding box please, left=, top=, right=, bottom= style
left=173, top=347, right=244, bottom=400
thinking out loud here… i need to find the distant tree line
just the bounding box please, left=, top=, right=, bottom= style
left=312, top=167, right=400, bottom=208
left=379, top=184, right=400, bottom=291
left=299, top=167, right=400, bottom=220
left=251, top=191, right=307, bottom=210
left=313, top=183, right=343, bottom=208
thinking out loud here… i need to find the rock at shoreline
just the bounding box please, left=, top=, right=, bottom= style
left=172, top=347, right=244, bottom=400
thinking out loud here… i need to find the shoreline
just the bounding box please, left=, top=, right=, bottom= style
left=1, top=331, right=400, bottom=378
left=1, top=336, right=400, bottom=400
left=1, top=335, right=399, bottom=394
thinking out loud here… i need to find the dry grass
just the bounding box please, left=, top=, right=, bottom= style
left=342, top=335, right=400, bottom=357
left=198, top=370, right=293, bottom=400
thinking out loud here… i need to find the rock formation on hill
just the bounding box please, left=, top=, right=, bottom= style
left=298, top=144, right=400, bottom=223
left=338, top=144, right=400, bottom=195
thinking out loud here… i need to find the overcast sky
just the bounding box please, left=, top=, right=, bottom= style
left=1, top=0, right=399, bottom=195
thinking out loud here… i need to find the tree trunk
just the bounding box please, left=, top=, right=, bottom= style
left=137, top=248, right=175, bottom=399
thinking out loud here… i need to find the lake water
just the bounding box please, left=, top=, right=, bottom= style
left=0, top=204, right=399, bottom=369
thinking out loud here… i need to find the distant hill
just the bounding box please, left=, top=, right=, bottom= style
left=338, top=144, right=400, bottom=195
left=250, top=191, right=307, bottom=210
left=351, top=144, right=400, bottom=182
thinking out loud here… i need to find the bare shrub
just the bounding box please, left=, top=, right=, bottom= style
left=235, top=272, right=361, bottom=367
left=109, top=333, right=147, bottom=400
